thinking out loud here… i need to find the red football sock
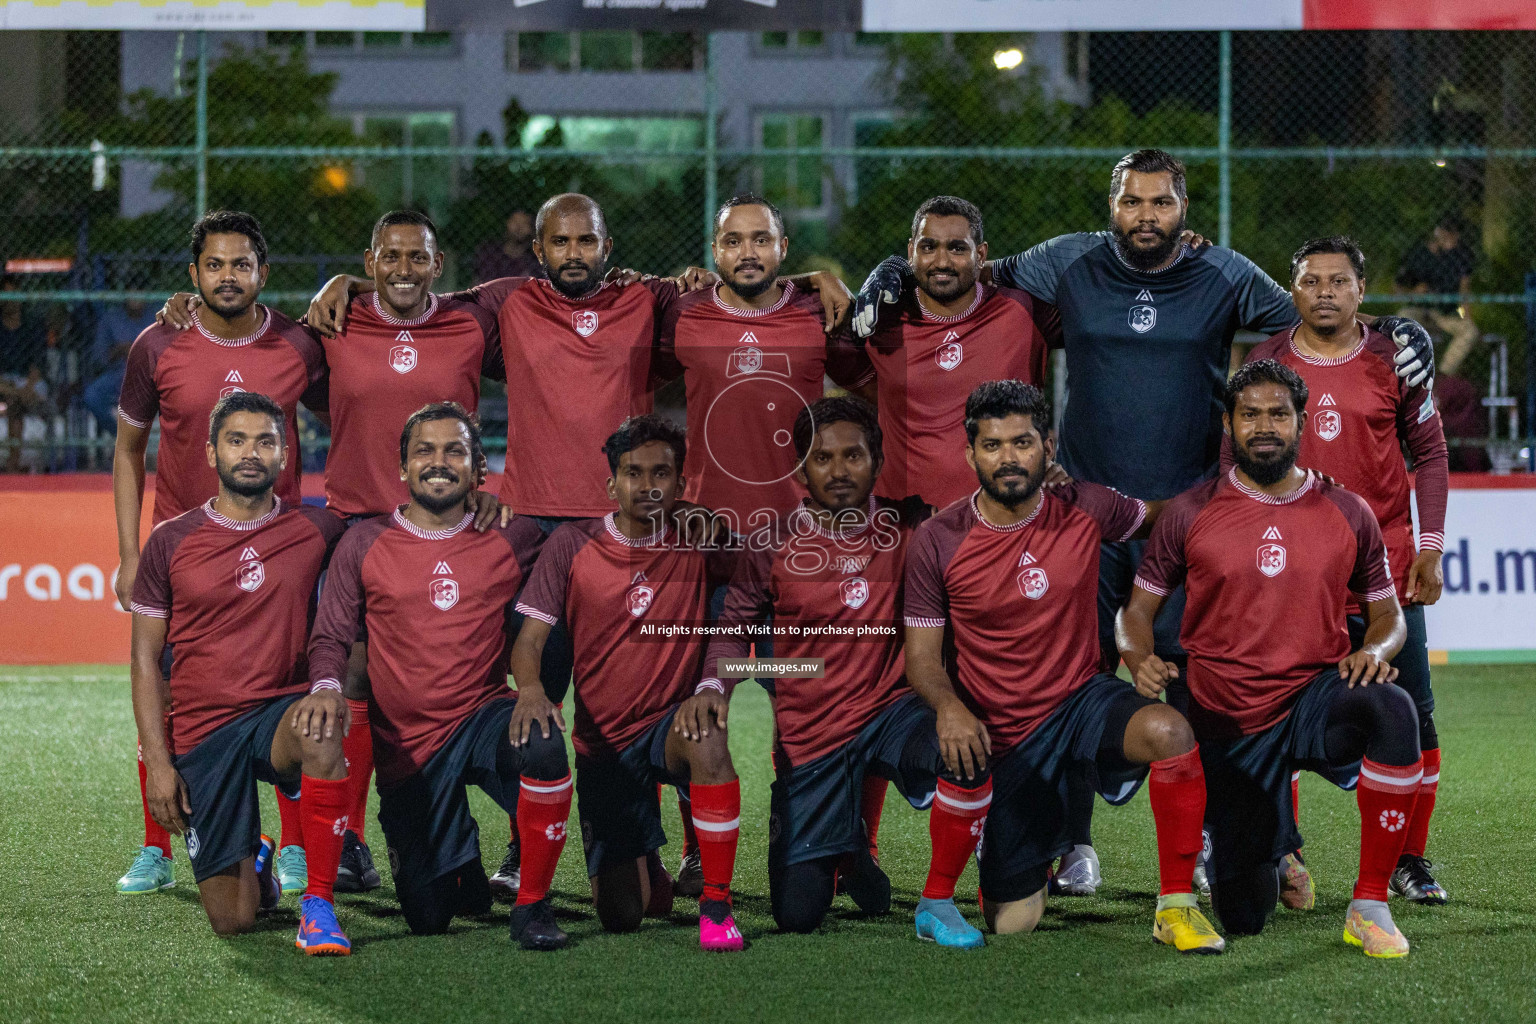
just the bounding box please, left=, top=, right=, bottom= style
left=923, top=777, right=992, bottom=900
left=515, top=774, right=572, bottom=905
left=1290, top=770, right=1302, bottom=828
left=1148, top=748, right=1206, bottom=896
left=689, top=780, right=740, bottom=904
left=300, top=774, right=351, bottom=904
left=1353, top=757, right=1422, bottom=901
left=677, top=789, right=699, bottom=858
left=276, top=786, right=304, bottom=850
left=343, top=699, right=373, bottom=842
left=860, top=774, right=888, bottom=859
left=1401, top=747, right=1440, bottom=859
left=138, top=744, right=172, bottom=858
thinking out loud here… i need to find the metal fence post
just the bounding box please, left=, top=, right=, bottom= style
left=703, top=32, right=718, bottom=271
left=1526, top=272, right=1535, bottom=471
left=1218, top=30, right=1232, bottom=248
left=195, top=31, right=209, bottom=217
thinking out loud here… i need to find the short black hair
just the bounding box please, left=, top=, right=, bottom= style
left=1110, top=148, right=1187, bottom=204
left=1224, top=359, right=1309, bottom=420
left=191, top=210, right=268, bottom=266
left=964, top=380, right=1052, bottom=445
left=911, top=196, right=984, bottom=247
left=371, top=210, right=439, bottom=251
left=792, top=395, right=883, bottom=462
left=1290, top=235, right=1365, bottom=283
left=602, top=414, right=687, bottom=475
left=399, top=401, right=484, bottom=468
left=208, top=391, right=285, bottom=446
left=715, top=193, right=785, bottom=237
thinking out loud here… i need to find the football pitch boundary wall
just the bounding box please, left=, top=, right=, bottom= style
left=0, top=472, right=1532, bottom=665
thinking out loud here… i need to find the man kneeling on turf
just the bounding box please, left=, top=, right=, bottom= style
left=307, top=402, right=572, bottom=949
left=1119, top=360, right=1420, bottom=958
left=130, top=392, right=351, bottom=953
left=510, top=415, right=745, bottom=952
left=903, top=380, right=1220, bottom=952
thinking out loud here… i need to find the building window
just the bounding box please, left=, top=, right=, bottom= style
left=511, top=32, right=573, bottom=71
left=506, top=31, right=698, bottom=72
left=758, top=113, right=826, bottom=213
left=267, top=32, right=456, bottom=54
left=348, top=111, right=456, bottom=215
left=579, top=31, right=635, bottom=71
left=640, top=32, right=699, bottom=71
left=759, top=31, right=826, bottom=52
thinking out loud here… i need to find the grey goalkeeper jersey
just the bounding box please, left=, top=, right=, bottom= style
left=993, top=231, right=1296, bottom=501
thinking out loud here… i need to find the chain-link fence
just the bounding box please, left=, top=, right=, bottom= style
left=1, top=28, right=1532, bottom=471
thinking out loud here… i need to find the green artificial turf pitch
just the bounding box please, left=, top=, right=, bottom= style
left=2, top=665, right=1533, bottom=1024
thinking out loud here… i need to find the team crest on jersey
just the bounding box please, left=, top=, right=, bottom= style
left=831, top=554, right=870, bottom=575
left=220, top=369, right=246, bottom=399
left=734, top=346, right=764, bottom=375
left=236, top=547, right=265, bottom=593
left=627, top=583, right=655, bottom=618
left=1257, top=542, right=1286, bottom=577
left=572, top=310, right=599, bottom=338
left=1313, top=409, right=1341, bottom=441
left=1017, top=566, right=1049, bottom=600
left=935, top=332, right=964, bottom=372
left=430, top=577, right=459, bottom=611
left=390, top=344, right=418, bottom=374
left=1128, top=304, right=1157, bottom=334
left=841, top=577, right=870, bottom=610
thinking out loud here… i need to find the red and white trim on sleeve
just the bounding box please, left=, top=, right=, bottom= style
left=1354, top=551, right=1398, bottom=604
left=971, top=489, right=1043, bottom=533
left=696, top=678, right=726, bottom=695
left=118, top=408, right=149, bottom=429
left=1133, top=575, right=1171, bottom=598
left=371, top=291, right=440, bottom=327
left=1228, top=467, right=1316, bottom=506
left=602, top=512, right=668, bottom=548
left=1418, top=531, right=1446, bottom=553
left=712, top=280, right=796, bottom=317
left=904, top=615, right=946, bottom=628
left=1121, top=497, right=1149, bottom=542
left=130, top=602, right=169, bottom=618
left=192, top=306, right=272, bottom=348
left=204, top=496, right=283, bottom=531
left=310, top=677, right=343, bottom=694
left=391, top=507, right=472, bottom=540
left=917, top=284, right=986, bottom=324
left=514, top=602, right=559, bottom=627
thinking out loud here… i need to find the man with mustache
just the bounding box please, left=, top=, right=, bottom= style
left=1232, top=237, right=1450, bottom=906
left=113, top=211, right=328, bottom=897
left=1120, top=360, right=1420, bottom=958
left=903, top=380, right=1220, bottom=953
left=306, top=403, right=572, bottom=950
left=129, top=391, right=351, bottom=953
left=856, top=148, right=1434, bottom=897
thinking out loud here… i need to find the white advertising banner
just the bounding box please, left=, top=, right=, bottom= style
left=1423, top=483, right=1536, bottom=656
left=0, top=0, right=423, bottom=30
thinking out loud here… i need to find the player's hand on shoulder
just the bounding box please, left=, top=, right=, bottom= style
left=291, top=689, right=350, bottom=740
left=605, top=266, right=650, bottom=287
left=465, top=490, right=510, bottom=531
left=154, top=292, right=199, bottom=330
left=1042, top=460, right=1073, bottom=488
left=803, top=270, right=854, bottom=333
left=1339, top=649, right=1398, bottom=688
left=934, top=698, right=990, bottom=781
left=509, top=689, right=565, bottom=746
left=1129, top=653, right=1177, bottom=699
left=1374, top=315, right=1435, bottom=388
left=1405, top=548, right=1445, bottom=606
left=144, top=761, right=191, bottom=834
left=305, top=275, right=356, bottom=338
left=672, top=266, right=719, bottom=293
left=851, top=255, right=912, bottom=339
left=1179, top=229, right=1212, bottom=250
left=675, top=688, right=729, bottom=742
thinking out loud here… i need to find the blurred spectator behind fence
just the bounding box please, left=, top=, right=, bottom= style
left=82, top=299, right=157, bottom=436
left=0, top=276, right=66, bottom=472
left=473, top=208, right=545, bottom=284
left=1395, top=214, right=1480, bottom=376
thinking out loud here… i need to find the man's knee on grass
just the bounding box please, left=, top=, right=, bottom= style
left=772, top=858, right=836, bottom=934
left=199, top=865, right=259, bottom=936
left=592, top=859, right=648, bottom=933
left=984, top=887, right=1046, bottom=935
left=1210, top=862, right=1279, bottom=936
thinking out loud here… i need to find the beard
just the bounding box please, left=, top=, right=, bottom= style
left=1111, top=213, right=1186, bottom=272
left=217, top=460, right=277, bottom=497
left=411, top=469, right=472, bottom=514
left=544, top=255, right=608, bottom=300
left=200, top=283, right=257, bottom=320
left=1233, top=434, right=1300, bottom=487
left=918, top=266, right=975, bottom=304
left=720, top=258, right=781, bottom=300
left=976, top=461, right=1045, bottom=509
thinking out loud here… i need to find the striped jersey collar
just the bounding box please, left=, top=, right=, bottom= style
left=971, top=489, right=1043, bottom=533
left=1227, top=467, right=1316, bottom=505
left=539, top=278, right=609, bottom=305
left=1108, top=237, right=1191, bottom=276
left=712, top=280, right=796, bottom=317
left=203, top=496, right=281, bottom=531
left=192, top=305, right=270, bottom=347
left=917, top=284, right=985, bottom=324
left=604, top=512, right=669, bottom=548
left=371, top=290, right=439, bottom=327
left=790, top=496, right=879, bottom=540
left=1287, top=320, right=1366, bottom=366
left=392, top=506, right=473, bottom=539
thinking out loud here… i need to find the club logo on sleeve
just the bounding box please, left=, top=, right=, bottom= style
left=1128, top=303, right=1157, bottom=334
left=1257, top=528, right=1287, bottom=577
left=935, top=330, right=964, bottom=371
left=390, top=333, right=418, bottom=374
left=220, top=369, right=246, bottom=400
left=429, top=576, right=459, bottom=611
left=572, top=310, right=599, bottom=337
left=840, top=577, right=870, bottom=610
left=1016, top=551, right=1048, bottom=600
left=236, top=546, right=265, bottom=592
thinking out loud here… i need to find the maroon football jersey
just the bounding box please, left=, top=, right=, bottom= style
left=656, top=283, right=874, bottom=526
left=904, top=484, right=1146, bottom=752
left=861, top=285, right=1058, bottom=508
left=1242, top=322, right=1449, bottom=599
left=307, top=510, right=544, bottom=786
left=516, top=515, right=726, bottom=760
left=118, top=307, right=327, bottom=525
left=460, top=277, right=676, bottom=518
left=321, top=293, right=503, bottom=517
left=1135, top=469, right=1395, bottom=736
left=130, top=499, right=344, bottom=754
left=702, top=496, right=928, bottom=767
